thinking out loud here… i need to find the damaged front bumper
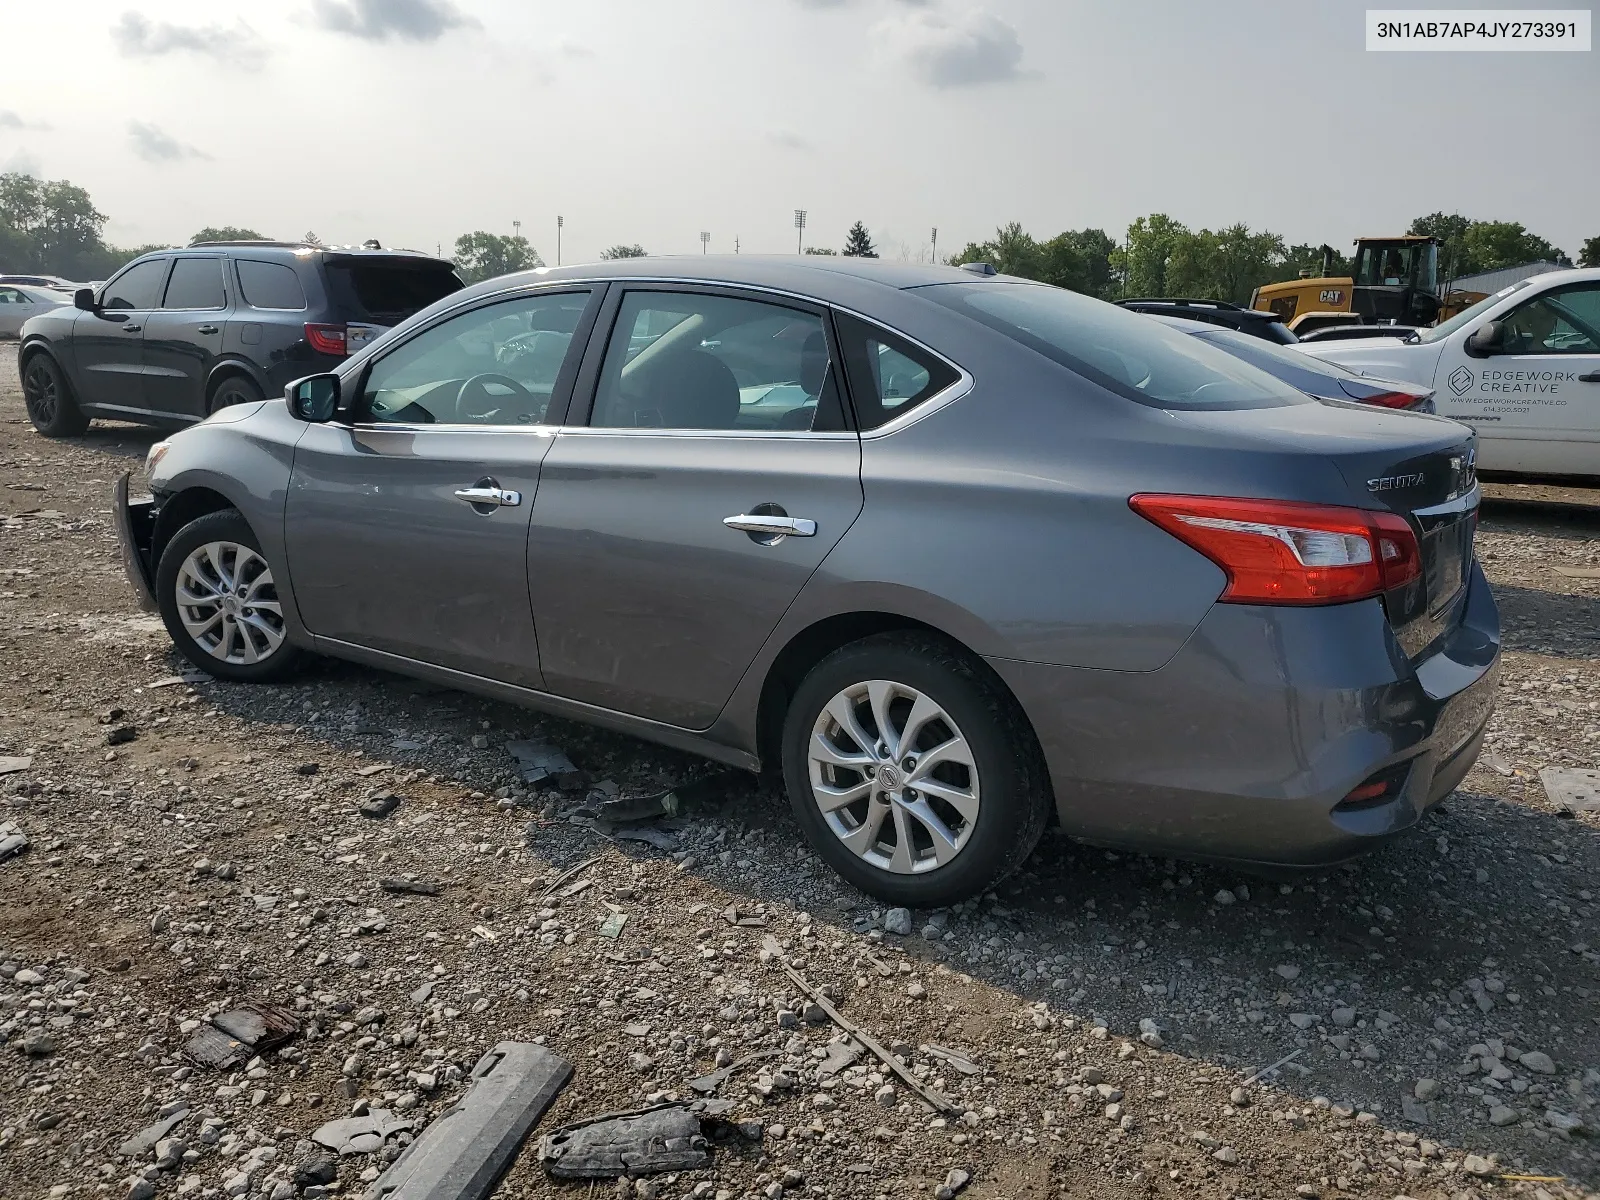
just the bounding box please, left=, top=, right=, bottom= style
left=113, top=471, right=158, bottom=613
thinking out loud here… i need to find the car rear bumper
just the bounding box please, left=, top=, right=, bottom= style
left=987, top=559, right=1500, bottom=869
left=113, top=472, right=158, bottom=613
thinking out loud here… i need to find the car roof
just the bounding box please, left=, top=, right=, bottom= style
left=451, top=255, right=1004, bottom=306
left=128, top=244, right=457, bottom=270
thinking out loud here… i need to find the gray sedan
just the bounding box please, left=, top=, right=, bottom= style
left=112, top=257, right=1499, bottom=905
left=0, top=284, right=69, bottom=338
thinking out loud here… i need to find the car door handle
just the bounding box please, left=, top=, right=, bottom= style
left=197, top=324, right=219, bottom=334
left=1579, top=371, right=1600, bottom=383
left=122, top=324, right=142, bottom=333
left=724, top=513, right=817, bottom=537
left=455, top=486, right=522, bottom=507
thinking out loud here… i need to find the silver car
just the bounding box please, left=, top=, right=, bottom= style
left=110, top=257, right=1499, bottom=905
left=0, top=283, right=69, bottom=338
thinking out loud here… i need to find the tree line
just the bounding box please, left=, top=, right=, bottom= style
left=5, top=171, right=1598, bottom=297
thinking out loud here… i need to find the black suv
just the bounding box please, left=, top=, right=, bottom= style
left=17, top=241, right=463, bottom=436
left=1115, top=297, right=1297, bottom=345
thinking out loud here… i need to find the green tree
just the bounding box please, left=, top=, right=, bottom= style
left=0, top=172, right=110, bottom=279
left=1581, top=236, right=1600, bottom=269
left=191, top=226, right=266, bottom=244
left=803, top=247, right=837, bottom=255
left=842, top=221, right=878, bottom=258
left=451, top=231, right=542, bottom=283
left=950, top=223, right=1117, bottom=296
left=600, top=243, right=647, bottom=259
left=1275, top=243, right=1349, bottom=282
left=302, top=230, right=323, bottom=246
left=1409, top=212, right=1567, bottom=278
left=1120, top=213, right=1190, bottom=298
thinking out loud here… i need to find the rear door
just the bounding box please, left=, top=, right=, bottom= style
left=527, top=285, right=864, bottom=728
left=73, top=257, right=169, bottom=414
left=143, top=256, right=229, bottom=420
left=1432, top=280, right=1600, bottom=474
left=285, top=287, right=599, bottom=686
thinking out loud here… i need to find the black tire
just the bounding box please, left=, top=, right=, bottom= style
left=21, top=352, right=89, bottom=437
left=781, top=632, right=1050, bottom=907
left=207, top=374, right=264, bottom=415
left=155, top=509, right=303, bottom=683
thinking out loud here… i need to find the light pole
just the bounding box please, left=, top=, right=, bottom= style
left=931, top=226, right=938, bottom=264
left=513, top=219, right=521, bottom=241
left=700, top=231, right=710, bottom=254
left=794, top=209, right=806, bottom=255
left=556, top=215, right=564, bottom=266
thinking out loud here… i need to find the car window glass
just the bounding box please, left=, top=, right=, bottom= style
left=325, top=262, right=462, bottom=324
left=1501, top=284, right=1600, bottom=355
left=162, top=258, right=226, bottom=310
left=360, top=291, right=590, bottom=426
left=236, top=260, right=308, bottom=311
left=101, top=259, right=169, bottom=311
left=0, top=287, right=21, bottom=304
left=834, top=312, right=958, bottom=431
left=590, top=292, right=845, bottom=432
left=925, top=283, right=1308, bottom=410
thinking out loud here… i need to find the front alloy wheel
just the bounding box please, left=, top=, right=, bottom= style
left=809, top=680, right=980, bottom=874
left=175, top=541, right=285, bottom=665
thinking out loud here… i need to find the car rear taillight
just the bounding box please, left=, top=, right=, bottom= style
left=1361, top=390, right=1424, bottom=410
left=1130, top=494, right=1422, bottom=605
left=304, top=323, right=348, bottom=356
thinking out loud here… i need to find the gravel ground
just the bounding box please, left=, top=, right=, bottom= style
left=1, top=340, right=1596, bottom=1200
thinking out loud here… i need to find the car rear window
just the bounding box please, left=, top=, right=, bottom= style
left=324, top=261, right=463, bottom=325
left=925, top=283, right=1309, bottom=410
left=163, top=258, right=225, bottom=309
left=1193, top=327, right=1365, bottom=389
left=236, top=260, right=308, bottom=311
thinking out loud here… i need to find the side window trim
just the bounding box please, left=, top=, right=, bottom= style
left=100, top=257, right=172, bottom=311
left=161, top=257, right=228, bottom=311
left=567, top=282, right=854, bottom=435
left=833, top=311, right=967, bottom=436
left=346, top=285, right=604, bottom=429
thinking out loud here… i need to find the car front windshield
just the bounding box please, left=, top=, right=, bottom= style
left=925, top=283, right=1308, bottom=409
left=1417, top=280, right=1534, bottom=344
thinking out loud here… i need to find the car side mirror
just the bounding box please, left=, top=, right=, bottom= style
left=287, top=374, right=340, bottom=422
left=1465, top=320, right=1504, bottom=357
left=73, top=288, right=97, bottom=311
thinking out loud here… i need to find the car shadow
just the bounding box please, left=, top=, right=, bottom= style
left=1491, top=582, right=1600, bottom=661
left=179, top=647, right=1600, bottom=1184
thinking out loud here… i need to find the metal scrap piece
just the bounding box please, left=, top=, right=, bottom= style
left=1541, top=767, right=1600, bottom=813
left=538, top=1104, right=709, bottom=1179
left=365, top=1041, right=572, bottom=1200
left=923, top=1044, right=983, bottom=1076
left=184, top=1003, right=300, bottom=1069
left=688, top=1048, right=784, bottom=1095
left=506, top=740, right=584, bottom=789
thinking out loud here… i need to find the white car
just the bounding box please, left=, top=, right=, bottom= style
left=1299, top=266, right=1600, bottom=475
left=0, top=283, right=71, bottom=339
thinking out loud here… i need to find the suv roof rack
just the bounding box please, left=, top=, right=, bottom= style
left=186, top=240, right=320, bottom=249
left=1117, top=297, right=1251, bottom=312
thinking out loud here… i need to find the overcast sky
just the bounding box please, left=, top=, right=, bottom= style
left=2, top=0, right=1595, bottom=263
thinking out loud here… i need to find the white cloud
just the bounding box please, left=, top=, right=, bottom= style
left=308, top=0, right=478, bottom=42
left=872, top=7, right=1024, bottom=87
left=127, top=122, right=211, bottom=164
left=111, top=12, right=265, bottom=65
left=0, top=110, right=51, bottom=131
left=767, top=130, right=813, bottom=152
left=2, top=149, right=43, bottom=177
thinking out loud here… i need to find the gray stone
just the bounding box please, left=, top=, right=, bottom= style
left=1274, top=964, right=1301, bottom=981
left=1519, top=1050, right=1556, bottom=1074
left=934, top=1168, right=971, bottom=1200
left=874, top=1085, right=897, bottom=1107
left=1330, top=1007, right=1357, bottom=1028
left=884, top=908, right=913, bottom=936
left=1461, top=1154, right=1495, bottom=1176
left=1288, top=1013, right=1317, bottom=1029
left=1414, top=1078, right=1441, bottom=1101
left=1488, top=1105, right=1518, bottom=1126
left=1546, top=1110, right=1585, bottom=1134
left=1212, top=1146, right=1238, bottom=1164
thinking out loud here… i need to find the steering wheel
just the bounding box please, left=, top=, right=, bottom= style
left=455, top=373, right=534, bottom=422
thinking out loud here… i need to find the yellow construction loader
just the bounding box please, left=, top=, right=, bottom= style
left=1251, top=236, right=1445, bottom=336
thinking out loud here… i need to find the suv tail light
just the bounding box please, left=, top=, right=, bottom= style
left=1130, top=494, right=1421, bottom=605
left=304, top=323, right=348, bottom=356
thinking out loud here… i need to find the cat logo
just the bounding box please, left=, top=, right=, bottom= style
left=1318, top=289, right=1344, bottom=305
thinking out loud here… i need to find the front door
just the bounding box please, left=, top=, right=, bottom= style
left=285, top=288, right=599, bottom=686
left=143, top=256, right=228, bottom=420
left=74, top=257, right=170, bottom=414
left=529, top=286, right=864, bottom=729
left=1435, top=279, right=1600, bottom=473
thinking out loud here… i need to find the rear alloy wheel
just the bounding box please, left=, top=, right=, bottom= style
left=21, top=353, right=89, bottom=437
left=156, top=509, right=302, bottom=682
left=782, top=633, right=1049, bottom=906
left=208, top=375, right=264, bottom=414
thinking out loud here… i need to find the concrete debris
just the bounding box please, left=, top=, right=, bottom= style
left=0, top=820, right=29, bottom=864
left=0, top=755, right=32, bottom=774
left=539, top=1104, right=709, bottom=1179
left=689, top=1048, right=785, bottom=1095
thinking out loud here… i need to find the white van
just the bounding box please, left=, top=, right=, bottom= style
left=1299, top=267, right=1600, bottom=475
